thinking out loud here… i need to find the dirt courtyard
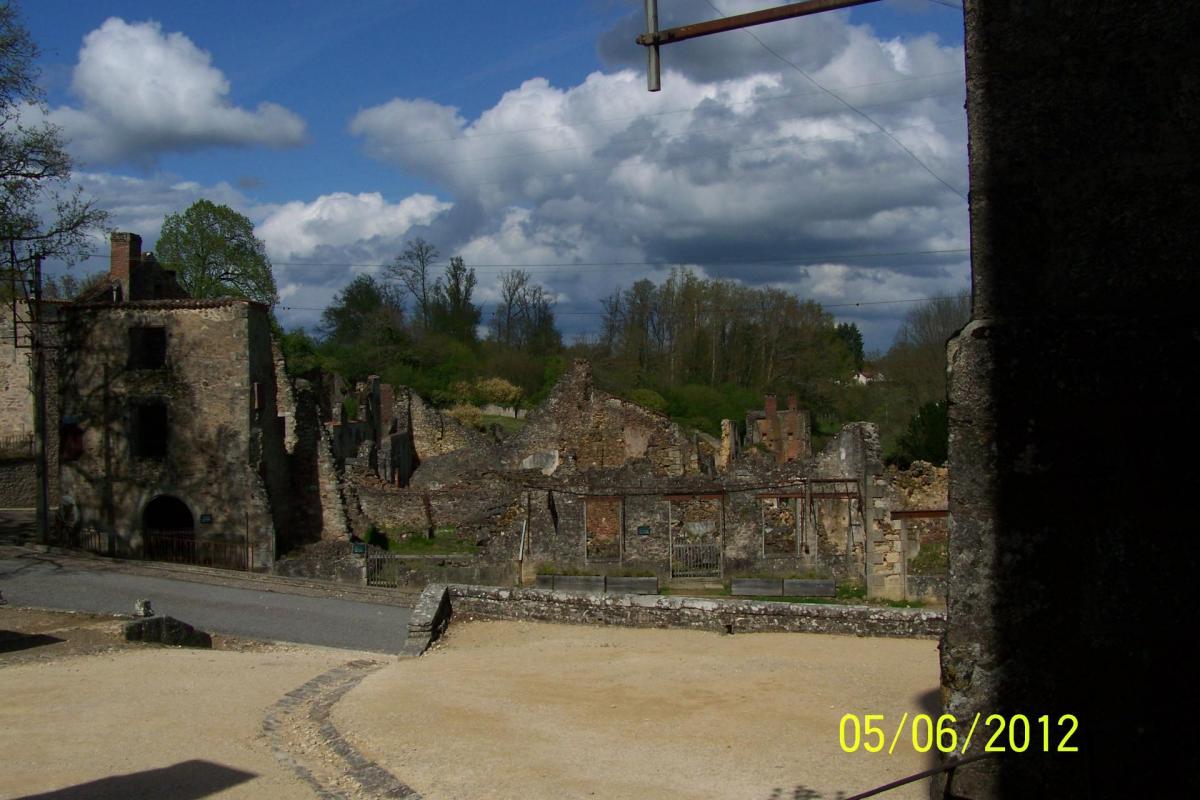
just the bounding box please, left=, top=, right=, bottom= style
left=2, top=609, right=940, bottom=800
left=0, top=607, right=375, bottom=800
left=338, top=619, right=942, bottom=800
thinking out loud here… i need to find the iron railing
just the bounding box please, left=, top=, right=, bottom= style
left=0, top=432, right=33, bottom=459
left=671, top=542, right=722, bottom=578
left=365, top=552, right=407, bottom=587
left=144, top=531, right=250, bottom=571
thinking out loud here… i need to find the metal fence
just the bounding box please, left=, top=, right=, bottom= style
left=671, top=543, right=722, bottom=578
left=365, top=552, right=407, bottom=587
left=0, top=432, right=33, bottom=459
left=144, top=531, right=250, bottom=571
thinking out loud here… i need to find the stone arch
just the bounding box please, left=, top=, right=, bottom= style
left=142, top=494, right=194, bottom=536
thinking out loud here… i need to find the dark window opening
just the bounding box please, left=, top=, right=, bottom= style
left=128, top=327, right=167, bottom=369
left=60, top=422, right=84, bottom=462
left=131, top=402, right=168, bottom=460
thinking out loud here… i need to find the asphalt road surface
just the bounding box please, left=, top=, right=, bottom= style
left=0, top=550, right=412, bottom=653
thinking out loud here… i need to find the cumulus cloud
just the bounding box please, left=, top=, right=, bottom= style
left=257, top=192, right=452, bottom=261
left=43, top=18, right=305, bottom=165
left=347, top=7, right=968, bottom=348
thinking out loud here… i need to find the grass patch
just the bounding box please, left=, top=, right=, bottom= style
left=908, top=540, right=948, bottom=575
left=376, top=525, right=477, bottom=555
left=836, top=581, right=867, bottom=600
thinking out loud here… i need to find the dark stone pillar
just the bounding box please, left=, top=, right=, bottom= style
left=940, top=2, right=1200, bottom=797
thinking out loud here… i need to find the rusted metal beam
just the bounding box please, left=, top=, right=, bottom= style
left=636, top=0, right=880, bottom=47
left=891, top=509, right=950, bottom=520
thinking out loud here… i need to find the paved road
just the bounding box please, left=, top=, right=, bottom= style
left=0, top=550, right=412, bottom=654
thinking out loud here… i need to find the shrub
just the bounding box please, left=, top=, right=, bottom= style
left=447, top=403, right=483, bottom=429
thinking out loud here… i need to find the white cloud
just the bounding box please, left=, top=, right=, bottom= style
left=257, top=192, right=452, bottom=261
left=348, top=11, right=968, bottom=349
left=44, top=18, right=305, bottom=165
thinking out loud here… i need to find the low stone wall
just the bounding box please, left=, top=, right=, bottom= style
left=365, top=553, right=519, bottom=589
left=0, top=457, right=35, bottom=508
left=402, top=583, right=453, bottom=656
left=905, top=574, right=947, bottom=604
left=444, top=584, right=944, bottom=639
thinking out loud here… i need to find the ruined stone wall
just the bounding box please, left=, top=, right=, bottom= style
left=0, top=458, right=35, bottom=508
left=0, top=302, right=31, bottom=438
left=397, top=387, right=489, bottom=460
left=57, top=301, right=277, bottom=566
left=505, top=360, right=700, bottom=477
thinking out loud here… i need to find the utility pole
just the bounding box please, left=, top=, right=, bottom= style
left=638, top=0, right=881, bottom=91
left=31, top=255, right=50, bottom=545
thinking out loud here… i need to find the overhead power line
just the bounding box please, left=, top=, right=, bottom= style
left=702, top=0, right=967, bottom=200
left=261, top=246, right=970, bottom=272
left=276, top=293, right=964, bottom=315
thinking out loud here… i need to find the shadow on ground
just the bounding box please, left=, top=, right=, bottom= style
left=0, top=630, right=64, bottom=653
left=15, top=760, right=256, bottom=800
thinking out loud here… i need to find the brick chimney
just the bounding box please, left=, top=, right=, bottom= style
left=764, top=394, right=777, bottom=418
left=787, top=393, right=798, bottom=411
left=110, top=232, right=141, bottom=300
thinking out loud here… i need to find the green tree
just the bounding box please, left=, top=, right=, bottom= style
left=430, top=256, right=480, bottom=342
left=835, top=322, right=865, bottom=372
left=882, top=294, right=970, bottom=406
left=1, top=1, right=106, bottom=276
left=892, top=400, right=949, bottom=467
left=156, top=199, right=277, bottom=305
left=317, top=273, right=407, bottom=379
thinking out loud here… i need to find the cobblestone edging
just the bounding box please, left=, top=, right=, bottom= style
left=263, top=660, right=420, bottom=799
left=443, top=584, right=945, bottom=639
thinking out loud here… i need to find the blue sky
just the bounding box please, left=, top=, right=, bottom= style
left=21, top=0, right=968, bottom=352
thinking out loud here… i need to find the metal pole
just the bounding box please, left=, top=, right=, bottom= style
left=636, top=0, right=880, bottom=47
left=31, top=256, right=49, bottom=545
left=644, top=0, right=661, bottom=91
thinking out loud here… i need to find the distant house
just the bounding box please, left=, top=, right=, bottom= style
left=53, top=232, right=290, bottom=569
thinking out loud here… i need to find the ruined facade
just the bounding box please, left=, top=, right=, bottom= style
left=743, top=393, right=811, bottom=465
left=346, top=360, right=933, bottom=594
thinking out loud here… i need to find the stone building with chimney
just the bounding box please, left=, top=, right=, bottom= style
left=53, top=232, right=290, bottom=568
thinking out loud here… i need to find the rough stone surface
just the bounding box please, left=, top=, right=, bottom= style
left=937, top=3, right=1200, bottom=797
left=123, top=615, right=212, bottom=648
left=401, top=583, right=452, bottom=656
left=0, top=458, right=35, bottom=508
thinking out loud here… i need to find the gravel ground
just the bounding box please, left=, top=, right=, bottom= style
left=0, top=607, right=378, bottom=800
left=336, top=619, right=942, bottom=800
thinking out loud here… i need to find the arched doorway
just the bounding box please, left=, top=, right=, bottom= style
left=142, top=495, right=194, bottom=565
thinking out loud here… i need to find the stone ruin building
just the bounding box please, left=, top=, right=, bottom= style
left=329, top=359, right=947, bottom=600
left=0, top=233, right=945, bottom=600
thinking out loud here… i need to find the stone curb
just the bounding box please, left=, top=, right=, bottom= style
left=4, top=543, right=418, bottom=606
left=263, top=659, right=420, bottom=799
